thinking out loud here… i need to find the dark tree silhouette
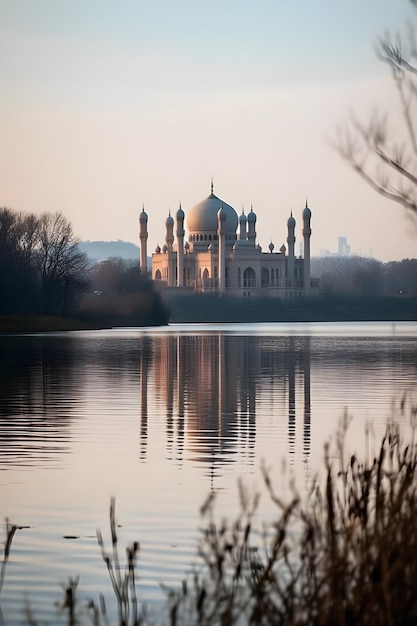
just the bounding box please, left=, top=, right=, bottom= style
left=34, top=212, right=89, bottom=314
left=0, top=208, right=89, bottom=315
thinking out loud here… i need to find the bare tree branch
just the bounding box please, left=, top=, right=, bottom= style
left=336, top=2, right=417, bottom=221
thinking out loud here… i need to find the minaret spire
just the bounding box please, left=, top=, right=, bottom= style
left=211, top=178, right=214, bottom=194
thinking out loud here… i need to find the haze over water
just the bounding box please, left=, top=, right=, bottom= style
left=1, top=322, right=417, bottom=624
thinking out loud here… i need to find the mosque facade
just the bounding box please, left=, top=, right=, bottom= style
left=139, top=184, right=319, bottom=298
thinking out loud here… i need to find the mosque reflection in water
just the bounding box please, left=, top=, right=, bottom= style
left=138, top=334, right=311, bottom=471
left=0, top=333, right=312, bottom=474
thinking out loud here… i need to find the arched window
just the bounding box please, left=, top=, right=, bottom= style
left=243, top=267, right=256, bottom=288
left=261, top=267, right=269, bottom=287
left=203, top=268, right=209, bottom=280
left=204, top=234, right=208, bottom=241
left=209, top=234, right=212, bottom=241
left=155, top=269, right=162, bottom=280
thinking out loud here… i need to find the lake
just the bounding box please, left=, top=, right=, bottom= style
left=1, top=321, right=417, bottom=624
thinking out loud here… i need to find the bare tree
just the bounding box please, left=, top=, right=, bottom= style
left=34, top=212, right=89, bottom=314
left=15, top=212, right=40, bottom=269
left=336, top=0, right=417, bottom=219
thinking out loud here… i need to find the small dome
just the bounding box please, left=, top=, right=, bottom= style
left=287, top=213, right=295, bottom=228
left=155, top=244, right=161, bottom=253
left=139, top=207, right=148, bottom=223
left=247, top=207, right=256, bottom=223
left=186, top=191, right=238, bottom=233
left=280, top=244, right=286, bottom=254
left=239, top=210, right=247, bottom=223
left=176, top=205, right=185, bottom=220
left=166, top=213, right=174, bottom=227
left=269, top=241, right=275, bottom=253
left=162, top=244, right=168, bottom=253
left=303, top=201, right=311, bottom=220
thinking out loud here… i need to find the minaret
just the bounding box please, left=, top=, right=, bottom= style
left=287, top=212, right=296, bottom=287
left=139, top=205, right=148, bottom=274
left=176, top=203, right=185, bottom=287
left=217, top=207, right=227, bottom=293
left=165, top=212, right=175, bottom=287
left=239, top=208, right=247, bottom=240
left=303, top=200, right=312, bottom=295
left=247, top=205, right=256, bottom=243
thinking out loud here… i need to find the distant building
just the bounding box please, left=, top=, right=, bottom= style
left=139, top=183, right=319, bottom=298
left=320, top=236, right=351, bottom=258
left=338, top=236, right=351, bottom=256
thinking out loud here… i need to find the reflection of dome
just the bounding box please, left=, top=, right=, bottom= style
left=186, top=192, right=238, bottom=233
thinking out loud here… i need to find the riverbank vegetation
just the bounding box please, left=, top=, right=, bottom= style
left=0, top=208, right=169, bottom=330
left=167, top=292, right=417, bottom=323
left=76, top=257, right=170, bottom=328
left=0, top=314, right=95, bottom=333
left=3, top=417, right=417, bottom=625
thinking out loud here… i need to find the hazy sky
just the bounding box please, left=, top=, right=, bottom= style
left=1, top=0, right=416, bottom=261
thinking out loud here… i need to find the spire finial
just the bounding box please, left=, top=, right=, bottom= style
left=305, top=197, right=308, bottom=208
left=142, top=203, right=145, bottom=212
left=211, top=177, right=214, bottom=194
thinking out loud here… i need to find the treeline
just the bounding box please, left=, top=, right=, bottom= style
left=79, top=257, right=170, bottom=327
left=0, top=208, right=89, bottom=315
left=312, top=256, right=417, bottom=296
left=0, top=208, right=169, bottom=327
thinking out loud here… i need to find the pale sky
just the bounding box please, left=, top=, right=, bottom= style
left=1, top=0, right=416, bottom=261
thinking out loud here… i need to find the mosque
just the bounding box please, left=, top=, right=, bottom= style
left=139, top=183, right=319, bottom=298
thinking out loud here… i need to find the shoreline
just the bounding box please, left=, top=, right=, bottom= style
left=1, top=295, right=416, bottom=333
left=0, top=314, right=97, bottom=333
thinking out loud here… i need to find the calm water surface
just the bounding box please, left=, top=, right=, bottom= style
left=1, top=321, right=417, bottom=624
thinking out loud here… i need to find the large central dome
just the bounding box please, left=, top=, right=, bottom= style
left=186, top=192, right=238, bottom=234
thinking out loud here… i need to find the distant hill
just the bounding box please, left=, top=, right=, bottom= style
left=79, top=240, right=140, bottom=262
